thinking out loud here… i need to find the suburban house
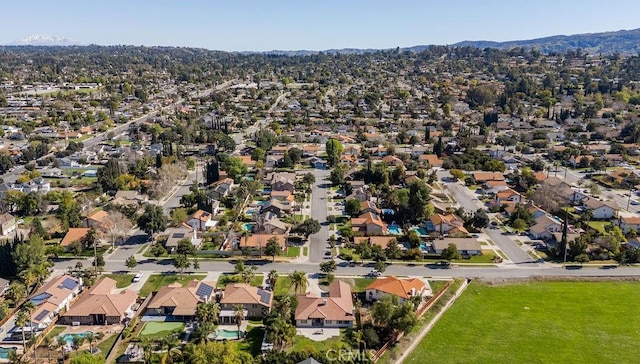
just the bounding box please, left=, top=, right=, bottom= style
left=364, top=276, right=430, bottom=304
left=619, top=215, right=640, bottom=234
left=528, top=215, right=563, bottom=240
left=256, top=212, right=289, bottom=235
left=86, top=210, right=112, bottom=230
left=186, top=209, right=217, bottom=231
left=112, top=191, right=149, bottom=206
left=418, top=154, right=443, bottom=167
left=582, top=198, right=619, bottom=220
left=495, top=188, right=523, bottom=204
left=0, top=213, right=17, bottom=236
left=59, top=277, right=137, bottom=325
left=472, top=171, right=505, bottom=183
left=429, top=214, right=468, bottom=236
left=346, top=185, right=372, bottom=202
left=359, top=201, right=381, bottom=215
left=260, top=199, right=292, bottom=217
left=209, top=178, right=236, bottom=200
left=351, top=212, right=387, bottom=235
left=219, top=283, right=273, bottom=323
left=271, top=172, right=296, bottom=193
left=146, top=280, right=216, bottom=320
left=295, top=280, right=354, bottom=328
left=235, top=234, right=286, bottom=252
left=504, top=203, right=546, bottom=220
left=27, top=275, right=83, bottom=331
left=164, top=226, right=195, bottom=252
left=60, top=228, right=91, bottom=249
left=353, top=236, right=397, bottom=249
left=431, top=238, right=481, bottom=256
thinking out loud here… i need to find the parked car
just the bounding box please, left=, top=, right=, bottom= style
left=132, top=273, right=143, bottom=282
left=366, top=270, right=381, bottom=277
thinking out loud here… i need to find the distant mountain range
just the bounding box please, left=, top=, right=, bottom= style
left=9, top=34, right=81, bottom=46
left=257, top=28, right=640, bottom=56
left=452, top=28, right=640, bottom=55
left=6, top=28, right=640, bottom=55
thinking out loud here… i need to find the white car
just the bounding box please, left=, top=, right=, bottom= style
left=132, top=273, right=143, bottom=282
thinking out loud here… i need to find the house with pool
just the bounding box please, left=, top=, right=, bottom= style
left=295, top=281, right=354, bottom=328
left=145, top=280, right=217, bottom=321
left=219, top=283, right=273, bottom=323
left=364, top=276, right=431, bottom=304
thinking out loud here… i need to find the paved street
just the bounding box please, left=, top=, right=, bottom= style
left=308, top=169, right=331, bottom=263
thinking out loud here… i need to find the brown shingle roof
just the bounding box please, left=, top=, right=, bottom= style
left=61, top=277, right=137, bottom=318
left=220, top=283, right=272, bottom=308
left=295, top=280, right=354, bottom=322
left=60, top=228, right=90, bottom=247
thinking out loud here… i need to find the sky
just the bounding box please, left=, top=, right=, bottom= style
left=2, top=0, right=640, bottom=51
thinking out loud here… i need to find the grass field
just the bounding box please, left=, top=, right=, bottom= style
left=138, top=274, right=206, bottom=297
left=104, top=274, right=134, bottom=288
left=139, top=322, right=184, bottom=338
left=405, top=281, right=640, bottom=363
left=273, top=277, right=293, bottom=296
left=286, top=246, right=300, bottom=257
left=96, top=333, right=118, bottom=354
left=338, top=277, right=375, bottom=292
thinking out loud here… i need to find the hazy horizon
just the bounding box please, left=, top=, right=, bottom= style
left=2, top=0, right=640, bottom=52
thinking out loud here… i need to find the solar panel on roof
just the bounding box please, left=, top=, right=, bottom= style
left=34, top=309, right=49, bottom=322
left=59, top=277, right=79, bottom=290
left=174, top=233, right=185, bottom=238
left=257, top=289, right=271, bottom=304
left=196, top=283, right=214, bottom=299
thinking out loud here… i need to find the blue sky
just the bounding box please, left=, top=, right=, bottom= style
left=2, top=0, right=640, bottom=51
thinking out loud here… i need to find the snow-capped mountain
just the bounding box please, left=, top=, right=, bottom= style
left=9, top=34, right=81, bottom=46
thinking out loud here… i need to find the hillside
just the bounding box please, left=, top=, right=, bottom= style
left=453, top=28, right=640, bottom=55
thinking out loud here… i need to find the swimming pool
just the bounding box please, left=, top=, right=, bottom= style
left=242, top=223, right=254, bottom=232
left=0, top=347, right=17, bottom=359
left=213, top=329, right=242, bottom=340
left=413, top=227, right=428, bottom=236
left=403, top=242, right=429, bottom=251
left=59, top=332, right=92, bottom=344
left=388, top=225, right=402, bottom=235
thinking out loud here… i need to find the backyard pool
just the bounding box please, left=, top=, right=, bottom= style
left=388, top=225, right=402, bottom=235
left=413, top=227, right=428, bottom=236
left=242, top=223, right=254, bottom=232
left=245, top=208, right=259, bottom=215
left=0, top=347, right=17, bottom=359
left=59, top=331, right=93, bottom=344
left=403, top=242, right=429, bottom=252
left=212, top=329, right=242, bottom=340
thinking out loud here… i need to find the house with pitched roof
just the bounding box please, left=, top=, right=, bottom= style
left=186, top=209, right=217, bottom=231
left=364, top=276, right=430, bottom=304
left=86, top=210, right=112, bottom=230
left=0, top=213, right=17, bottom=235
left=472, top=171, right=505, bottom=183
left=219, top=283, right=272, bottom=323
left=351, top=212, right=387, bottom=235
left=145, top=280, right=216, bottom=321
left=429, top=214, right=468, bottom=236
left=619, top=215, right=640, bottom=234
left=26, top=275, right=83, bottom=331
left=295, top=281, right=354, bottom=328
left=353, top=236, right=397, bottom=249
left=59, top=277, right=137, bottom=325
left=60, top=228, right=91, bottom=249
left=581, top=198, right=619, bottom=220
left=528, top=215, right=563, bottom=240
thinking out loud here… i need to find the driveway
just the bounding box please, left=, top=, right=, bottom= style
left=484, top=228, right=535, bottom=264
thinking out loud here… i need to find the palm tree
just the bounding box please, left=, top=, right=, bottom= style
left=140, top=337, right=152, bottom=364
left=15, top=311, right=29, bottom=353
left=86, top=332, right=95, bottom=354
left=267, top=269, right=278, bottom=290
left=72, top=335, right=84, bottom=355
left=353, top=329, right=363, bottom=353
left=289, top=271, right=308, bottom=294
left=275, top=295, right=292, bottom=322
left=233, top=305, right=245, bottom=339
left=163, top=334, right=180, bottom=364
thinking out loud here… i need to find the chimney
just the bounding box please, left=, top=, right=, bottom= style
left=410, top=288, right=416, bottom=296
left=322, top=298, right=327, bottom=306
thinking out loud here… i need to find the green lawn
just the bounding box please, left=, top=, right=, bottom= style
left=289, top=330, right=351, bottom=353
left=338, top=277, right=375, bottom=292
left=216, top=274, right=263, bottom=288
left=428, top=280, right=450, bottom=295
left=43, top=326, right=66, bottom=341
left=286, top=246, right=301, bottom=257
left=302, top=247, right=308, bottom=256
left=405, top=281, right=640, bottom=363
left=138, top=274, right=206, bottom=297
left=588, top=221, right=612, bottom=234
left=139, top=322, right=185, bottom=339
left=273, top=276, right=293, bottom=296
left=96, top=333, right=118, bottom=354
left=104, top=274, right=134, bottom=288
left=237, top=326, right=265, bottom=357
